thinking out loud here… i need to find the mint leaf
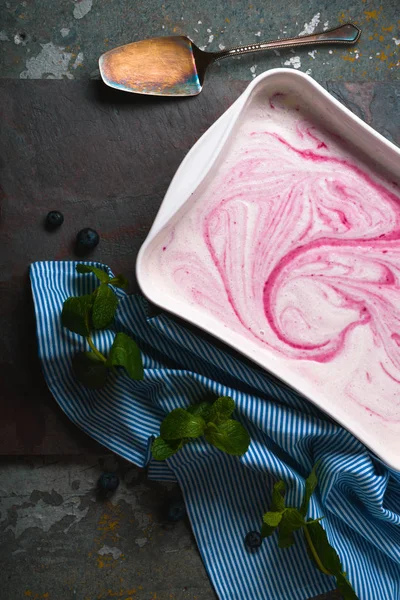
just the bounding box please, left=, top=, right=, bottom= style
left=336, top=572, right=358, bottom=600
left=205, top=419, right=250, bottom=456
left=107, top=332, right=144, bottom=379
left=282, top=508, right=305, bottom=531
left=300, top=462, right=319, bottom=516
left=259, top=466, right=360, bottom=600
left=261, top=523, right=276, bottom=538
left=92, top=284, right=119, bottom=330
left=72, top=352, right=108, bottom=388
left=62, top=295, right=93, bottom=337
left=76, top=264, right=110, bottom=284
left=306, top=520, right=342, bottom=575
left=209, top=396, right=235, bottom=423
left=278, top=528, right=295, bottom=549
left=261, top=480, right=286, bottom=539
left=151, top=437, right=184, bottom=461
left=278, top=508, right=305, bottom=549
left=160, top=408, right=205, bottom=440
left=263, top=511, right=283, bottom=527
left=271, top=480, right=286, bottom=512
left=110, top=274, right=129, bottom=290
left=187, top=401, right=213, bottom=421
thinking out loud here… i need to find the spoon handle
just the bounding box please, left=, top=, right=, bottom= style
left=211, top=23, right=360, bottom=61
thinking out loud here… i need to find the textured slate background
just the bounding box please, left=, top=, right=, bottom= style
left=0, top=2, right=399, bottom=599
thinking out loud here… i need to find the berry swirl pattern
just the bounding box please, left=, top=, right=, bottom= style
left=151, top=94, right=400, bottom=426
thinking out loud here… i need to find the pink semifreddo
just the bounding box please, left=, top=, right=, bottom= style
left=145, top=91, right=400, bottom=460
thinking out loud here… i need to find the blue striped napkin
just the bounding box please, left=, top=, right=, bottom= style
left=30, top=261, right=400, bottom=600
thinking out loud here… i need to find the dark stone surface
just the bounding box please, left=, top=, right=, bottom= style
left=0, top=78, right=399, bottom=455
left=0, top=456, right=217, bottom=600
left=0, top=78, right=246, bottom=454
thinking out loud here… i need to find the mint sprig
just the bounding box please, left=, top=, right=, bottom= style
left=152, top=396, right=250, bottom=460
left=151, top=437, right=186, bottom=461
left=161, top=408, right=206, bottom=439
left=76, top=264, right=129, bottom=289
left=92, top=284, right=119, bottom=330
left=205, top=419, right=250, bottom=455
left=61, top=264, right=143, bottom=388
left=261, top=465, right=358, bottom=599
left=107, top=332, right=144, bottom=380
left=61, top=295, right=94, bottom=337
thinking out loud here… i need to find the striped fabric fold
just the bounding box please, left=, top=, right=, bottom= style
left=30, top=261, right=400, bottom=600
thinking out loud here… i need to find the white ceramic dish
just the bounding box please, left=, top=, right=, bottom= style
left=136, top=69, right=400, bottom=470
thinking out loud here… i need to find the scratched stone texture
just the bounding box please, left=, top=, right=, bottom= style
left=0, top=455, right=346, bottom=600
left=0, top=0, right=399, bottom=82
left=0, top=456, right=215, bottom=600
left=0, top=78, right=399, bottom=456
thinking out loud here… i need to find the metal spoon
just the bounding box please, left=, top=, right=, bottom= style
left=99, top=23, right=360, bottom=97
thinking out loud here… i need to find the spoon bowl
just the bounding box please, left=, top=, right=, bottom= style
left=100, top=36, right=204, bottom=96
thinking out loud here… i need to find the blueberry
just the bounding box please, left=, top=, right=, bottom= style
left=245, top=531, right=262, bottom=550
left=45, top=210, right=64, bottom=229
left=166, top=498, right=186, bottom=522
left=97, top=472, right=119, bottom=495
left=76, top=228, right=100, bottom=250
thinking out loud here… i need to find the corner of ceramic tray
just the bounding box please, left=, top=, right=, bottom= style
left=249, top=68, right=321, bottom=98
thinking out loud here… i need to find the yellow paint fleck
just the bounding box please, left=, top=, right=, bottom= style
left=97, top=507, right=121, bottom=536
left=24, top=593, right=32, bottom=598
left=364, top=9, right=379, bottom=21
left=342, top=55, right=356, bottom=62
left=378, top=51, right=388, bottom=61
left=382, top=25, right=394, bottom=32
left=225, top=17, right=230, bottom=23
left=379, top=35, right=384, bottom=42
